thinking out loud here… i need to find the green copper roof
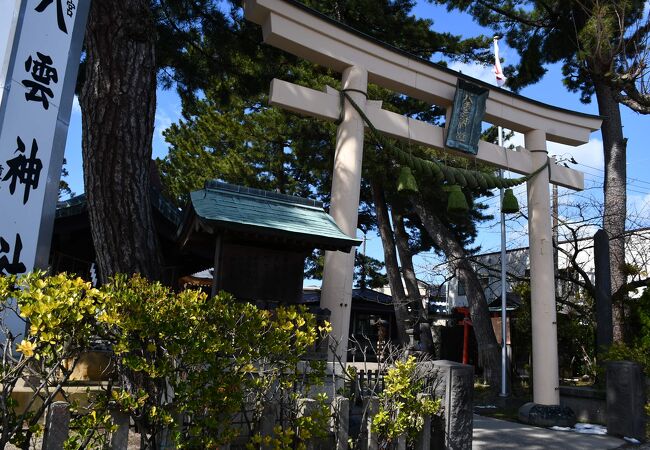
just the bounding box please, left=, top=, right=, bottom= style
left=190, top=181, right=361, bottom=251
left=57, top=191, right=183, bottom=226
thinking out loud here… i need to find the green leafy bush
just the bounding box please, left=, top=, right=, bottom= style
left=602, top=343, right=650, bottom=376
left=371, top=356, right=441, bottom=447
left=601, top=289, right=650, bottom=377
left=92, top=274, right=330, bottom=449
left=2, top=273, right=331, bottom=449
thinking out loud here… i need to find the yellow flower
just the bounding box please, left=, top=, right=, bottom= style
left=16, top=340, right=35, bottom=358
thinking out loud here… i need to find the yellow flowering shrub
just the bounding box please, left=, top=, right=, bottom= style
left=82, top=274, right=329, bottom=449
left=2, top=272, right=331, bottom=450
left=0, top=272, right=108, bottom=449
left=371, top=356, right=442, bottom=447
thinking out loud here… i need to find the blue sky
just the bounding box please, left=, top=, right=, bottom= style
left=62, top=3, right=650, bottom=285
left=409, top=3, right=650, bottom=283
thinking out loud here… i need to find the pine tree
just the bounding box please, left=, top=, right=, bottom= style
left=77, top=0, right=505, bottom=378
left=159, top=0, right=505, bottom=380
left=78, top=0, right=242, bottom=282
left=80, top=0, right=162, bottom=281
left=433, top=0, right=650, bottom=343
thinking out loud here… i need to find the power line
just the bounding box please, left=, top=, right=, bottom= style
left=576, top=162, right=650, bottom=188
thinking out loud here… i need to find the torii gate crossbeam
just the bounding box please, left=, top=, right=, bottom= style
left=270, top=79, right=585, bottom=190
left=243, top=0, right=602, bottom=410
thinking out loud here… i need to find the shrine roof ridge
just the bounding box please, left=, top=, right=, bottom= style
left=56, top=191, right=182, bottom=226
left=190, top=181, right=362, bottom=251
left=204, top=180, right=324, bottom=209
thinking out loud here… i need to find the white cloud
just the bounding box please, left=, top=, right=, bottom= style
left=448, top=61, right=496, bottom=85
left=548, top=138, right=604, bottom=171
left=154, top=108, right=173, bottom=140
left=153, top=107, right=178, bottom=159
left=71, top=95, right=80, bottom=115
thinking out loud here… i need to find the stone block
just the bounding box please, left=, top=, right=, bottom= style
left=559, top=386, right=606, bottom=424
left=606, top=361, right=646, bottom=441
left=518, top=402, right=576, bottom=428
left=594, top=229, right=613, bottom=352
left=418, top=360, right=473, bottom=450
left=299, top=398, right=316, bottom=449
left=415, top=394, right=432, bottom=450
left=333, top=396, right=349, bottom=450
left=110, top=410, right=130, bottom=450
left=260, top=400, right=278, bottom=440
left=64, top=350, right=115, bottom=381
left=362, top=396, right=379, bottom=450
left=42, top=402, right=70, bottom=450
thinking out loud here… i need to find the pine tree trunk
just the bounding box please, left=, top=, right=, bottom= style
left=80, top=0, right=162, bottom=282
left=412, top=199, right=500, bottom=386
left=391, top=209, right=435, bottom=353
left=594, top=80, right=627, bottom=343
left=371, top=180, right=410, bottom=345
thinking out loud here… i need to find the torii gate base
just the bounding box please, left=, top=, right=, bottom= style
left=243, top=0, right=602, bottom=424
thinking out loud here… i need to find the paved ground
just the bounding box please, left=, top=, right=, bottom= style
left=473, top=414, right=628, bottom=450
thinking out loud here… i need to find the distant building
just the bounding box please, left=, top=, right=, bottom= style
left=442, top=228, right=650, bottom=373
left=447, top=228, right=650, bottom=310
left=301, top=286, right=398, bottom=361
left=375, top=276, right=449, bottom=317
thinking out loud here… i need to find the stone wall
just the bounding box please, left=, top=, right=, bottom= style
left=559, top=386, right=606, bottom=424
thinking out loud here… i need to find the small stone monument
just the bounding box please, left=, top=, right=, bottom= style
left=518, top=402, right=576, bottom=428
left=606, top=361, right=646, bottom=441
left=594, top=229, right=613, bottom=353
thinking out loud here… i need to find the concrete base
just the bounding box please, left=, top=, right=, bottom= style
left=518, top=402, right=577, bottom=428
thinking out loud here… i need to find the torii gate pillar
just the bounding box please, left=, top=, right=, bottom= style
left=321, top=66, right=367, bottom=361
left=526, top=129, right=560, bottom=405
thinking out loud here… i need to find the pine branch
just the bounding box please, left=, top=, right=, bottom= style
left=474, top=0, right=555, bottom=28
left=614, top=87, right=650, bottom=113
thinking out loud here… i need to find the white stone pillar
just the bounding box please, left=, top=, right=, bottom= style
left=320, top=65, right=367, bottom=363
left=525, top=129, right=560, bottom=405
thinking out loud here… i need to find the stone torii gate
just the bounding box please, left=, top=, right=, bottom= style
left=243, top=0, right=602, bottom=409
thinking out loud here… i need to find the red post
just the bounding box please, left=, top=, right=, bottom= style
left=457, top=307, right=472, bottom=365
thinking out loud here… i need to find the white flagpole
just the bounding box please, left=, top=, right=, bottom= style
left=494, top=35, right=509, bottom=397
left=499, top=130, right=508, bottom=397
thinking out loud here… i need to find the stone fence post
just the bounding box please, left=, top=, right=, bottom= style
left=110, top=409, right=130, bottom=450
left=42, top=402, right=70, bottom=450
left=415, top=393, right=432, bottom=450
left=606, top=361, right=646, bottom=441
left=418, top=360, right=474, bottom=450
left=361, top=396, right=379, bottom=450
left=333, top=396, right=349, bottom=450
